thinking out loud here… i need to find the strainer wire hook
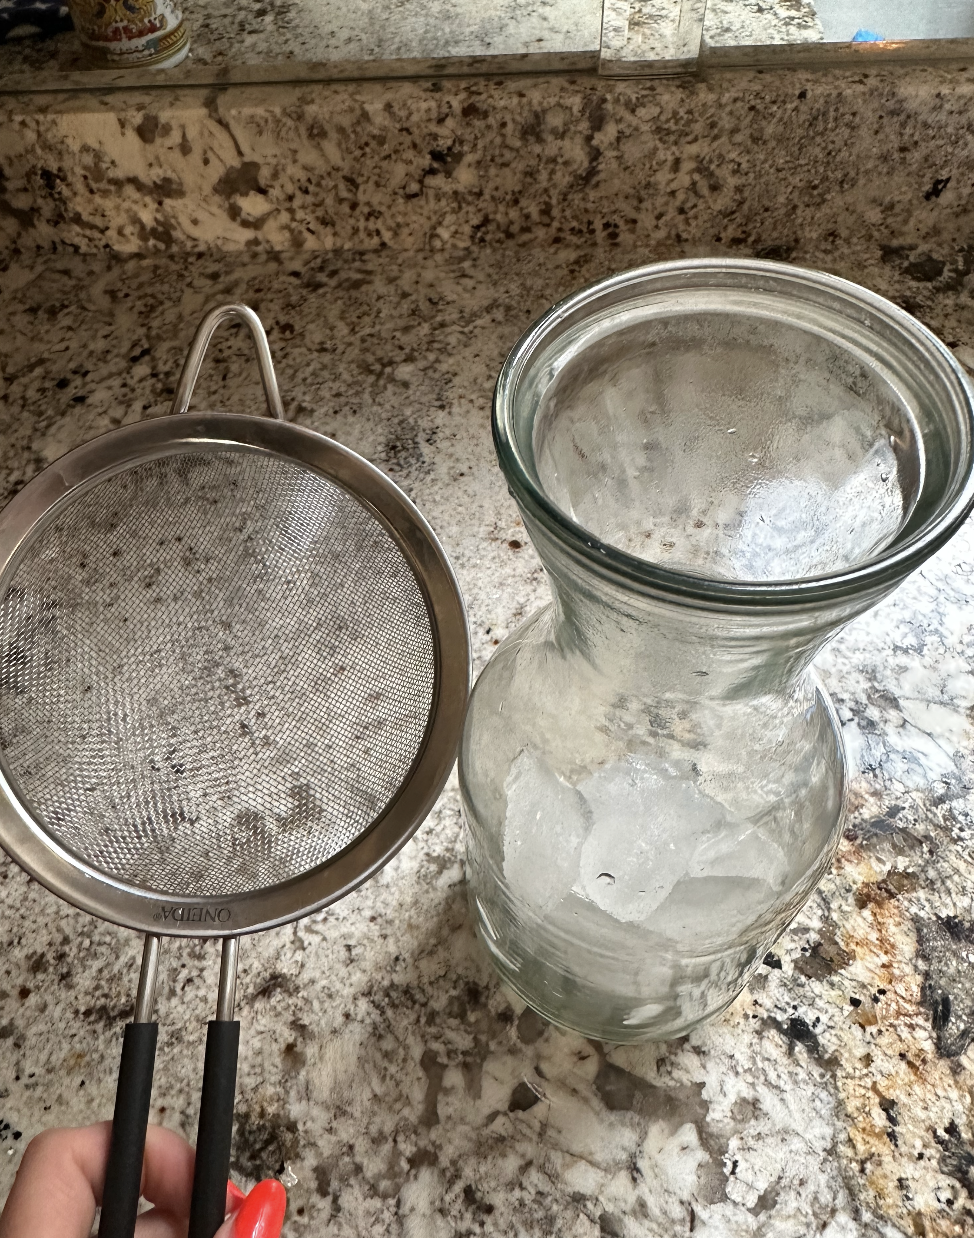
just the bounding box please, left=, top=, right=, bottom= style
left=170, top=303, right=285, bottom=420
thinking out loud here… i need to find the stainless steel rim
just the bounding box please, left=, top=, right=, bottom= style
left=0, top=413, right=470, bottom=936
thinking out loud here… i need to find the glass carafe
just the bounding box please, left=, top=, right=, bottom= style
left=460, top=259, right=974, bottom=1042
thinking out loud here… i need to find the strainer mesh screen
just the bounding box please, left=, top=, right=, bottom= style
left=0, top=449, right=437, bottom=898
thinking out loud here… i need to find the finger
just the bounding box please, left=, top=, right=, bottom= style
left=132, top=1129, right=245, bottom=1234
left=136, top=1124, right=196, bottom=1217
left=209, top=1180, right=248, bottom=1238
left=133, top=1164, right=245, bottom=1237
left=135, top=1183, right=245, bottom=1238
left=139, top=1128, right=245, bottom=1223
left=0, top=1123, right=109, bottom=1238
left=0, top=1122, right=241, bottom=1238
left=215, top=1180, right=287, bottom=1238
left=133, top=1210, right=190, bottom=1238
left=214, top=1211, right=237, bottom=1238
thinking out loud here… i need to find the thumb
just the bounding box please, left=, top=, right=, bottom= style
left=214, top=1180, right=287, bottom=1238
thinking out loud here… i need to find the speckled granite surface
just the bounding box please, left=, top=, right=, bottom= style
left=600, top=0, right=822, bottom=74
left=0, top=0, right=602, bottom=86
left=599, top=0, right=705, bottom=71
left=0, top=0, right=826, bottom=90
left=1, top=64, right=973, bottom=259
left=704, top=0, right=823, bottom=48
left=0, top=228, right=973, bottom=1236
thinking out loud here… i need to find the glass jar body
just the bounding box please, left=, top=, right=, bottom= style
left=461, top=526, right=857, bottom=1041
left=464, top=260, right=974, bottom=1042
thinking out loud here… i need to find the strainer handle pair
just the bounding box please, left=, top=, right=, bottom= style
left=99, top=305, right=276, bottom=1238
left=100, top=935, right=241, bottom=1238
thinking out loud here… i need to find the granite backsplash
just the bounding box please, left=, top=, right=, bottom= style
left=0, top=62, right=972, bottom=259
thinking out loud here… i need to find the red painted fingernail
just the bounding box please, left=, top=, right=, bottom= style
left=226, top=1180, right=246, bottom=1212
left=232, top=1179, right=287, bottom=1238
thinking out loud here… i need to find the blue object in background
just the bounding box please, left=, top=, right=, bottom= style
left=852, top=28, right=885, bottom=42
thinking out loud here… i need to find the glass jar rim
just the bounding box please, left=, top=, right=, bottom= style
left=493, top=258, right=974, bottom=610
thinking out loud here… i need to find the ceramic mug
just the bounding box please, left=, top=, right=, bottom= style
left=68, top=0, right=189, bottom=69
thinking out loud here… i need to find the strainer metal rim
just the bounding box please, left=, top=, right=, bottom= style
left=0, top=412, right=470, bottom=937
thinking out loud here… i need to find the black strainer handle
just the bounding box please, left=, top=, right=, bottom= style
left=170, top=305, right=285, bottom=422
left=97, top=935, right=160, bottom=1238
left=188, top=937, right=241, bottom=1238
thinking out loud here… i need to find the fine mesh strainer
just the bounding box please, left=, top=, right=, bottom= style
left=0, top=305, right=469, bottom=1238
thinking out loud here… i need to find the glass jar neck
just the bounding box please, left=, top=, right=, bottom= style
left=530, top=517, right=873, bottom=701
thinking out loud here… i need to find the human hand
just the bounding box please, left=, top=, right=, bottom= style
left=0, top=1122, right=286, bottom=1238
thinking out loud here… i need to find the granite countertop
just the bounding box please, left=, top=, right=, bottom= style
left=0, top=0, right=603, bottom=82
left=0, top=0, right=830, bottom=89
left=0, top=235, right=973, bottom=1238
left=704, top=0, right=823, bottom=48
